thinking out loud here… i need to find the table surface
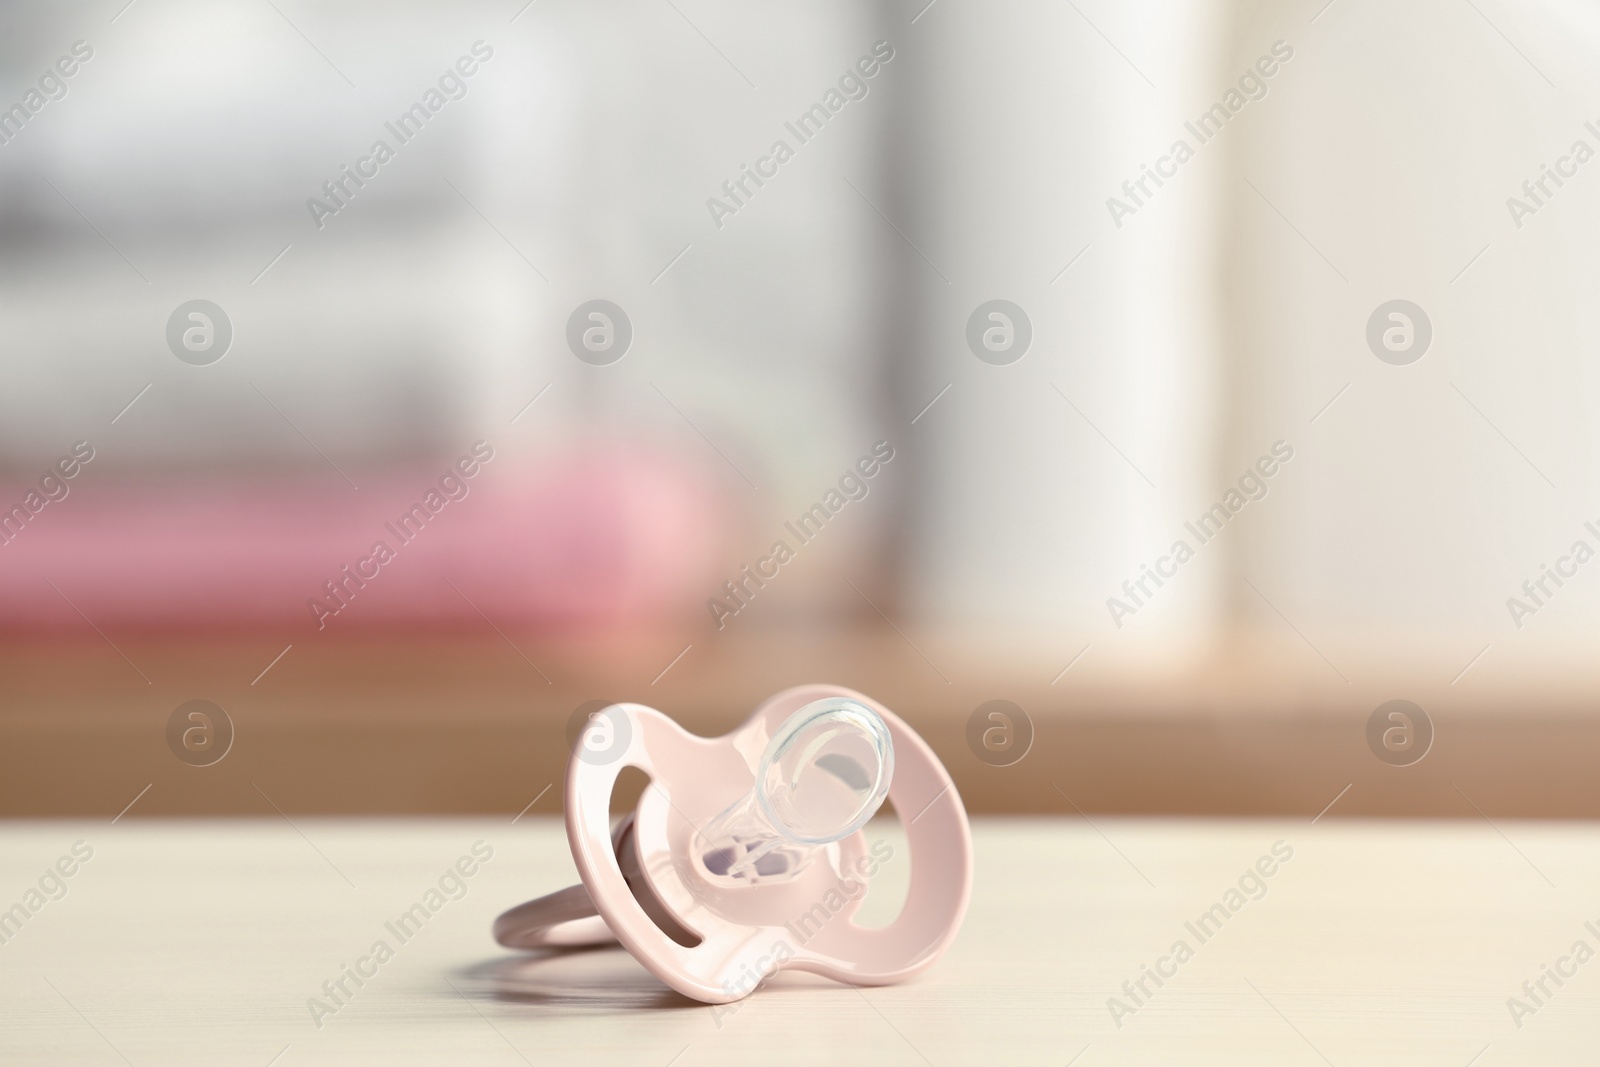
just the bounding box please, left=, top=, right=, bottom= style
left=1, top=816, right=1594, bottom=1065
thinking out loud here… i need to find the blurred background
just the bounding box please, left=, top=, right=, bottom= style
left=3, top=0, right=1598, bottom=818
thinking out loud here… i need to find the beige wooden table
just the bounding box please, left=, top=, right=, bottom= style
left=0, top=817, right=1593, bottom=1065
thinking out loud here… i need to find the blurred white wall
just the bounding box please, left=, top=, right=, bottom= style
left=4, top=0, right=1600, bottom=679
left=1229, top=0, right=1600, bottom=674
left=898, top=0, right=1230, bottom=675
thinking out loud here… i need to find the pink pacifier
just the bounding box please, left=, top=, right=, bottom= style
left=493, top=684, right=973, bottom=1004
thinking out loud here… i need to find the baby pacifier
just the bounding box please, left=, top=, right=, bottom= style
left=493, top=684, right=972, bottom=1004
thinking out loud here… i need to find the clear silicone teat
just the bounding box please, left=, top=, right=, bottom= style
left=696, top=697, right=894, bottom=884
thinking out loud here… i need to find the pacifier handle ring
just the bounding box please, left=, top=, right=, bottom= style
left=492, top=817, right=637, bottom=950
left=492, top=884, right=602, bottom=949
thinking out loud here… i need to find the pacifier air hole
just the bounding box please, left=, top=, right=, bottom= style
left=700, top=840, right=794, bottom=878
left=696, top=698, right=894, bottom=885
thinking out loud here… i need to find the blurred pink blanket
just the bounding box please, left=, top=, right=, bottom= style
left=0, top=447, right=726, bottom=633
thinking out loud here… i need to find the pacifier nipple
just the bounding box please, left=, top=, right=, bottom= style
left=697, top=697, right=893, bottom=884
